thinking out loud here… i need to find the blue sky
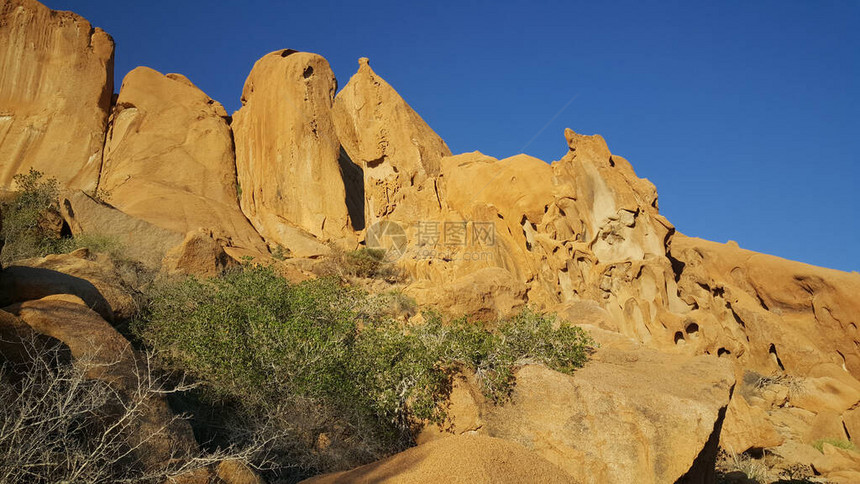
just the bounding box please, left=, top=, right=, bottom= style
left=49, top=0, right=860, bottom=272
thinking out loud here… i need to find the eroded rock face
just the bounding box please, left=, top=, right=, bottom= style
left=0, top=0, right=113, bottom=191
left=233, top=50, right=353, bottom=246
left=482, top=347, right=735, bottom=484
left=100, top=67, right=265, bottom=252
left=398, top=130, right=679, bottom=327
left=669, top=235, right=860, bottom=379
left=332, top=58, right=451, bottom=228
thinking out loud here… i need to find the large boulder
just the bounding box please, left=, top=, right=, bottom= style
left=0, top=250, right=136, bottom=322
left=0, top=0, right=113, bottom=191
left=301, top=435, right=575, bottom=484
left=482, top=346, right=735, bottom=484
left=161, top=228, right=235, bottom=278
left=233, top=49, right=354, bottom=246
left=99, top=66, right=265, bottom=252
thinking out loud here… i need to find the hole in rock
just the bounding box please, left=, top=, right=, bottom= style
left=674, top=332, right=685, bottom=345
left=685, top=322, right=699, bottom=335
left=303, top=66, right=314, bottom=78
left=745, top=448, right=764, bottom=459
left=280, top=49, right=297, bottom=57
left=717, top=348, right=731, bottom=357
left=60, top=220, right=72, bottom=238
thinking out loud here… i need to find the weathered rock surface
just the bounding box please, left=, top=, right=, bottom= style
left=811, top=443, right=860, bottom=484
left=233, top=50, right=353, bottom=246
left=416, top=371, right=487, bottom=445
left=59, top=190, right=184, bottom=269
left=405, top=266, right=527, bottom=320
left=0, top=0, right=113, bottom=191
left=301, top=435, right=575, bottom=484
left=332, top=58, right=451, bottom=228
left=670, top=235, right=860, bottom=379
left=720, top=394, right=784, bottom=453
left=99, top=66, right=265, bottom=252
left=0, top=307, right=63, bottom=367
left=481, top=347, right=735, bottom=484
left=0, top=250, right=135, bottom=321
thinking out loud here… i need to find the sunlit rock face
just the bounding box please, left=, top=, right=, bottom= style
left=0, top=0, right=114, bottom=191
left=3, top=4, right=860, bottom=479
left=232, top=50, right=354, bottom=247
left=100, top=66, right=265, bottom=252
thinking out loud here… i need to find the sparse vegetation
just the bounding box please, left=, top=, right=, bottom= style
left=321, top=247, right=401, bottom=280
left=90, top=186, right=113, bottom=205
left=0, top=168, right=62, bottom=263
left=132, top=264, right=593, bottom=478
left=716, top=449, right=769, bottom=483
left=270, top=243, right=288, bottom=260
left=812, top=438, right=857, bottom=453
left=0, top=335, right=264, bottom=483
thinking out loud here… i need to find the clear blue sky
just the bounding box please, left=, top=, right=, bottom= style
left=48, top=0, right=860, bottom=272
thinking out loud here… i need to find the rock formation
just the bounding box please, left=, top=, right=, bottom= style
left=4, top=294, right=199, bottom=472
left=233, top=50, right=353, bottom=246
left=0, top=0, right=113, bottom=191
left=1, top=1, right=859, bottom=481
left=99, top=66, right=265, bottom=252
left=332, top=58, right=451, bottom=228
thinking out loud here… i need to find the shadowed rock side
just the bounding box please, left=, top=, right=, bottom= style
left=99, top=66, right=266, bottom=253
left=4, top=294, right=199, bottom=473
left=0, top=0, right=114, bottom=191
left=332, top=57, right=452, bottom=228
left=233, top=50, right=353, bottom=246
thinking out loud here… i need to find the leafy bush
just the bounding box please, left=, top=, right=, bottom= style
left=0, top=168, right=61, bottom=263
left=133, top=265, right=593, bottom=477
left=0, top=168, right=125, bottom=265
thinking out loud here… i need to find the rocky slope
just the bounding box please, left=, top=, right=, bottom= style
left=1, top=1, right=859, bottom=482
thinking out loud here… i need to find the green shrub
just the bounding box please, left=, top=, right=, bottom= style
left=0, top=168, right=126, bottom=265
left=0, top=168, right=61, bottom=263
left=133, top=265, right=593, bottom=477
